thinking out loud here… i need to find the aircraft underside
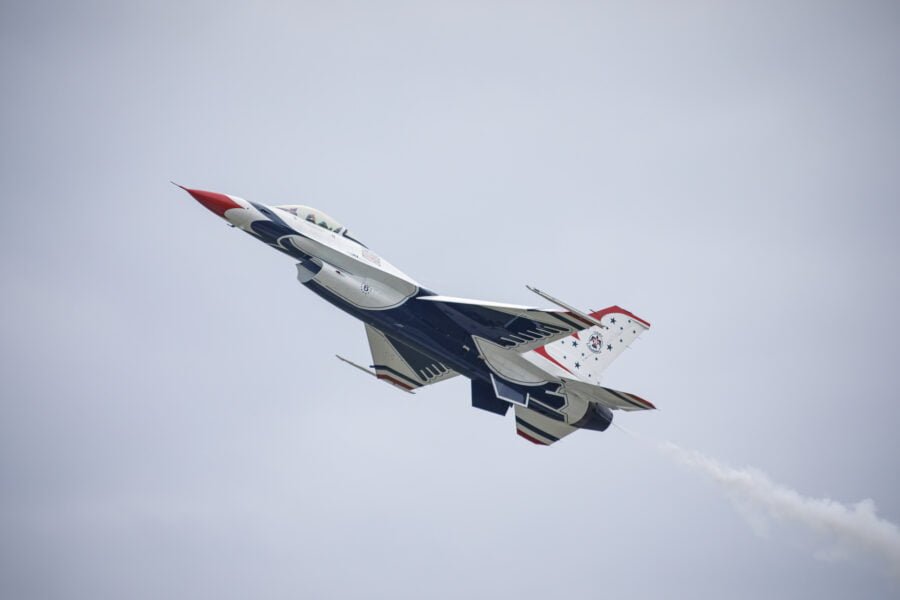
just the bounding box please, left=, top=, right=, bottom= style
left=180, top=185, right=653, bottom=445
left=303, top=277, right=649, bottom=445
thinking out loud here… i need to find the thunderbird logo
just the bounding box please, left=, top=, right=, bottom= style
left=587, top=332, right=604, bottom=353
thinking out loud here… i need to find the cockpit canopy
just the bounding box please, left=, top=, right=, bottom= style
left=274, top=205, right=344, bottom=233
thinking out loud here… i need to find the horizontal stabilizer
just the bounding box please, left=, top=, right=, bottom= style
left=562, top=377, right=655, bottom=412
left=514, top=404, right=577, bottom=446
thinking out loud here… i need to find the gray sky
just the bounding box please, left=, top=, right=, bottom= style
left=2, top=1, right=899, bottom=598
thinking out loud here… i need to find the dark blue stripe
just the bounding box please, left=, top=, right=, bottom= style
left=515, top=416, right=559, bottom=442
left=551, top=313, right=584, bottom=331
left=529, top=387, right=566, bottom=409
left=526, top=401, right=565, bottom=422
left=251, top=202, right=293, bottom=229
left=249, top=219, right=294, bottom=242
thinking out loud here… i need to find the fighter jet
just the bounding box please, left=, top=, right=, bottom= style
left=180, top=185, right=654, bottom=445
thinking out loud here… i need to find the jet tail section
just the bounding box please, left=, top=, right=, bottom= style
left=562, top=377, right=655, bottom=412
left=524, top=305, right=650, bottom=383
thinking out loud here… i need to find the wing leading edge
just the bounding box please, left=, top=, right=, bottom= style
left=417, top=295, right=596, bottom=354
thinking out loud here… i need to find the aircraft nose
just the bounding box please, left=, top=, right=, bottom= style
left=176, top=184, right=242, bottom=218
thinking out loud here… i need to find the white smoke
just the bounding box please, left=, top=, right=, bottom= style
left=660, top=441, right=900, bottom=578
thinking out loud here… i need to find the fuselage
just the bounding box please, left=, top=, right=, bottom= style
left=179, top=186, right=658, bottom=440
left=182, top=186, right=509, bottom=387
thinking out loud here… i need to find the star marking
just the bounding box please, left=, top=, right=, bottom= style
left=610, top=318, right=617, bottom=324
left=574, top=362, right=581, bottom=369
left=607, top=344, right=613, bottom=351
left=571, top=340, right=578, bottom=347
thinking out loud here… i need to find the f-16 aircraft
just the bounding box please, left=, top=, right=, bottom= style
left=179, top=185, right=654, bottom=445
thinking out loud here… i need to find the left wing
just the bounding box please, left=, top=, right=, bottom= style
left=365, top=324, right=458, bottom=392
left=417, top=295, right=595, bottom=354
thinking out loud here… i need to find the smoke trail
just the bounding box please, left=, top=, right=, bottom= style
left=660, top=441, right=900, bottom=577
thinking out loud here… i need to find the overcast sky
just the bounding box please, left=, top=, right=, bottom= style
left=2, top=1, right=899, bottom=598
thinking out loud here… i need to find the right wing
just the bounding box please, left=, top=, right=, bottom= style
left=417, top=295, right=596, bottom=354
left=365, top=324, right=458, bottom=392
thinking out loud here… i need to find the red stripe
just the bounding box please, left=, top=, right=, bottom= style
left=588, top=305, right=651, bottom=328
left=625, top=392, right=656, bottom=409
left=533, top=346, right=573, bottom=375
left=517, top=429, right=549, bottom=445
left=376, top=373, right=416, bottom=391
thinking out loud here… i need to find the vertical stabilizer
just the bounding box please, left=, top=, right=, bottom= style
left=523, top=306, right=650, bottom=383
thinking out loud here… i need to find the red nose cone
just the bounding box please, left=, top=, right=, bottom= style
left=178, top=185, right=242, bottom=218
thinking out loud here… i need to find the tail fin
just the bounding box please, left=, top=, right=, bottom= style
left=524, top=306, right=650, bottom=383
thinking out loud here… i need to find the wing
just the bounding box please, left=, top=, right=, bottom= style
left=514, top=404, right=578, bottom=446
left=417, top=295, right=596, bottom=354
left=365, top=324, right=458, bottom=392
